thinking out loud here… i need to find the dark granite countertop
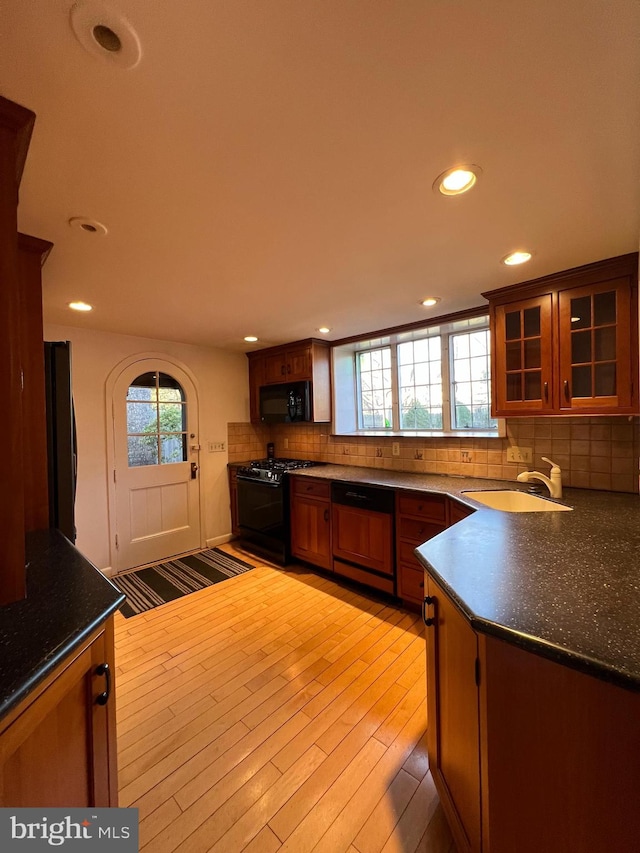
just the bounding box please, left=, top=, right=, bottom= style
left=0, top=529, right=125, bottom=721
left=290, top=464, right=640, bottom=692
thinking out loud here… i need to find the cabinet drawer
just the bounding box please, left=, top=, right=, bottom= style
left=333, top=559, right=394, bottom=595
left=399, top=565, right=424, bottom=602
left=398, top=493, right=447, bottom=522
left=291, top=477, right=331, bottom=499
left=398, top=517, right=446, bottom=544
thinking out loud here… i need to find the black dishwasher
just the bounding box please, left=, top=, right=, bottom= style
left=331, top=483, right=396, bottom=594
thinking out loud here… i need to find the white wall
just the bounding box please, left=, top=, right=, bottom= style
left=44, top=324, right=249, bottom=571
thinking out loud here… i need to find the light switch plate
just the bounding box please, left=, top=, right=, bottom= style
left=507, top=445, right=533, bottom=464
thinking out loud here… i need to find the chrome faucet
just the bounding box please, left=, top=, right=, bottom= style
left=516, top=457, right=563, bottom=499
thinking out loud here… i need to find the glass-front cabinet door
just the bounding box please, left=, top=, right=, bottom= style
left=493, top=295, right=553, bottom=414
left=558, top=278, right=632, bottom=411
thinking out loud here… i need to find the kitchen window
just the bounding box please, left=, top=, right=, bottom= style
left=333, top=315, right=501, bottom=435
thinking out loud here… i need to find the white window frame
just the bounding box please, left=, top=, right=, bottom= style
left=332, top=316, right=505, bottom=437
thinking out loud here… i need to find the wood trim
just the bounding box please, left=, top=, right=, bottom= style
left=0, top=96, right=36, bottom=191
left=330, top=305, right=489, bottom=347
left=19, top=239, right=50, bottom=531
left=481, top=252, right=639, bottom=305
left=0, top=124, right=26, bottom=604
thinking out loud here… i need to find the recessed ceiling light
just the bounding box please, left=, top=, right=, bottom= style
left=420, top=297, right=441, bottom=308
left=68, top=216, right=108, bottom=235
left=70, top=1, right=142, bottom=69
left=244, top=336, right=259, bottom=343
left=501, top=251, right=533, bottom=266
left=69, top=301, right=93, bottom=312
left=317, top=327, right=332, bottom=334
left=434, top=165, right=482, bottom=196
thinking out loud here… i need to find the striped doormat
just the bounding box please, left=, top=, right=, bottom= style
left=113, top=547, right=256, bottom=618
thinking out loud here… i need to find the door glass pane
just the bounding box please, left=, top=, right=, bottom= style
left=127, top=401, right=157, bottom=433
left=523, top=307, right=540, bottom=338
left=571, top=330, right=592, bottom=364
left=128, top=435, right=158, bottom=467
left=524, top=339, right=541, bottom=369
left=506, top=374, right=521, bottom=401
left=126, top=371, right=187, bottom=466
left=572, top=365, right=592, bottom=398
left=594, top=327, right=616, bottom=362
left=506, top=341, right=521, bottom=371
left=524, top=373, right=541, bottom=400
left=570, top=296, right=591, bottom=330
left=595, top=363, right=616, bottom=397
left=160, top=434, right=187, bottom=464
left=594, top=291, right=616, bottom=326
left=505, top=311, right=521, bottom=341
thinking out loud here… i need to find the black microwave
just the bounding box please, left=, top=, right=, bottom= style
left=259, top=381, right=312, bottom=423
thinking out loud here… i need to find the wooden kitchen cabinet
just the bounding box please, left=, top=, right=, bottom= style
left=264, top=345, right=312, bottom=383
left=0, top=619, right=118, bottom=807
left=396, top=492, right=447, bottom=607
left=484, top=253, right=639, bottom=416
left=448, top=497, right=475, bottom=525
left=247, top=338, right=331, bottom=423
left=423, top=570, right=640, bottom=853
left=425, top=574, right=481, bottom=853
left=290, top=478, right=332, bottom=570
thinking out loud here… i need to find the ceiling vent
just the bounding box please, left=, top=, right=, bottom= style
left=70, top=1, right=142, bottom=69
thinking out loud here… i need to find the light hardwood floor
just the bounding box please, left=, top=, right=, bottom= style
left=114, top=546, right=454, bottom=853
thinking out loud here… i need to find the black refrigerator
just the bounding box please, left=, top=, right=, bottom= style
left=44, top=341, right=77, bottom=543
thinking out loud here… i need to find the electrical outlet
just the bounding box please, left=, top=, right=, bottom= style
left=208, top=441, right=225, bottom=452
left=283, top=438, right=289, bottom=449
left=392, top=442, right=400, bottom=457
left=507, top=445, right=533, bottom=464
left=461, top=450, right=473, bottom=463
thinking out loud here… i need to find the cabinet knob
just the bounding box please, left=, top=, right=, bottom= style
left=544, top=381, right=549, bottom=402
left=564, top=379, right=570, bottom=401
left=324, top=508, right=329, bottom=522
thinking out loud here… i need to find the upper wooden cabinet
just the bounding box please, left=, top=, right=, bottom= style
left=483, top=253, right=639, bottom=417
left=247, top=338, right=331, bottom=423
left=264, top=344, right=312, bottom=383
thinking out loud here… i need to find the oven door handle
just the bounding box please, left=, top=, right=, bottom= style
left=236, top=476, right=282, bottom=487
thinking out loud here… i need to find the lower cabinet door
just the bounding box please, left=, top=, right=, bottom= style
left=0, top=620, right=118, bottom=807
left=291, top=496, right=332, bottom=569
left=425, top=573, right=481, bottom=853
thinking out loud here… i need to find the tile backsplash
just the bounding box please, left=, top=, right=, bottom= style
left=228, top=417, right=640, bottom=493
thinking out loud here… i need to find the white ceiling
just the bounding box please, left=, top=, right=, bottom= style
left=2, top=1, right=639, bottom=352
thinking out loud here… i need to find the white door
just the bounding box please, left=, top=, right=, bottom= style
left=112, top=360, right=201, bottom=571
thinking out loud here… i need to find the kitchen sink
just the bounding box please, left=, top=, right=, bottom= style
left=462, top=490, right=573, bottom=512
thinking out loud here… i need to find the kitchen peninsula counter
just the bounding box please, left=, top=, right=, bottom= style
left=0, top=529, right=125, bottom=721
left=290, top=464, right=640, bottom=692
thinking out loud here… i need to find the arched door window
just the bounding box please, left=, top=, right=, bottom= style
left=126, top=371, right=187, bottom=467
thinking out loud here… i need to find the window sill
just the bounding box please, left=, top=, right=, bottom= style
left=332, top=428, right=505, bottom=440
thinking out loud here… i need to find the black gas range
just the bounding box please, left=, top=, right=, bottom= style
left=236, top=458, right=318, bottom=484
left=236, top=458, right=321, bottom=563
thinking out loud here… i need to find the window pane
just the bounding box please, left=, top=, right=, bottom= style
left=158, top=402, right=186, bottom=434
left=572, top=365, right=591, bottom=397
left=398, top=337, right=442, bottom=431
left=128, top=435, right=158, bottom=467
left=357, top=347, right=393, bottom=429
left=571, top=330, right=591, bottom=364
left=451, top=329, right=496, bottom=429
left=160, top=434, right=187, bottom=464
left=127, top=401, right=157, bottom=434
